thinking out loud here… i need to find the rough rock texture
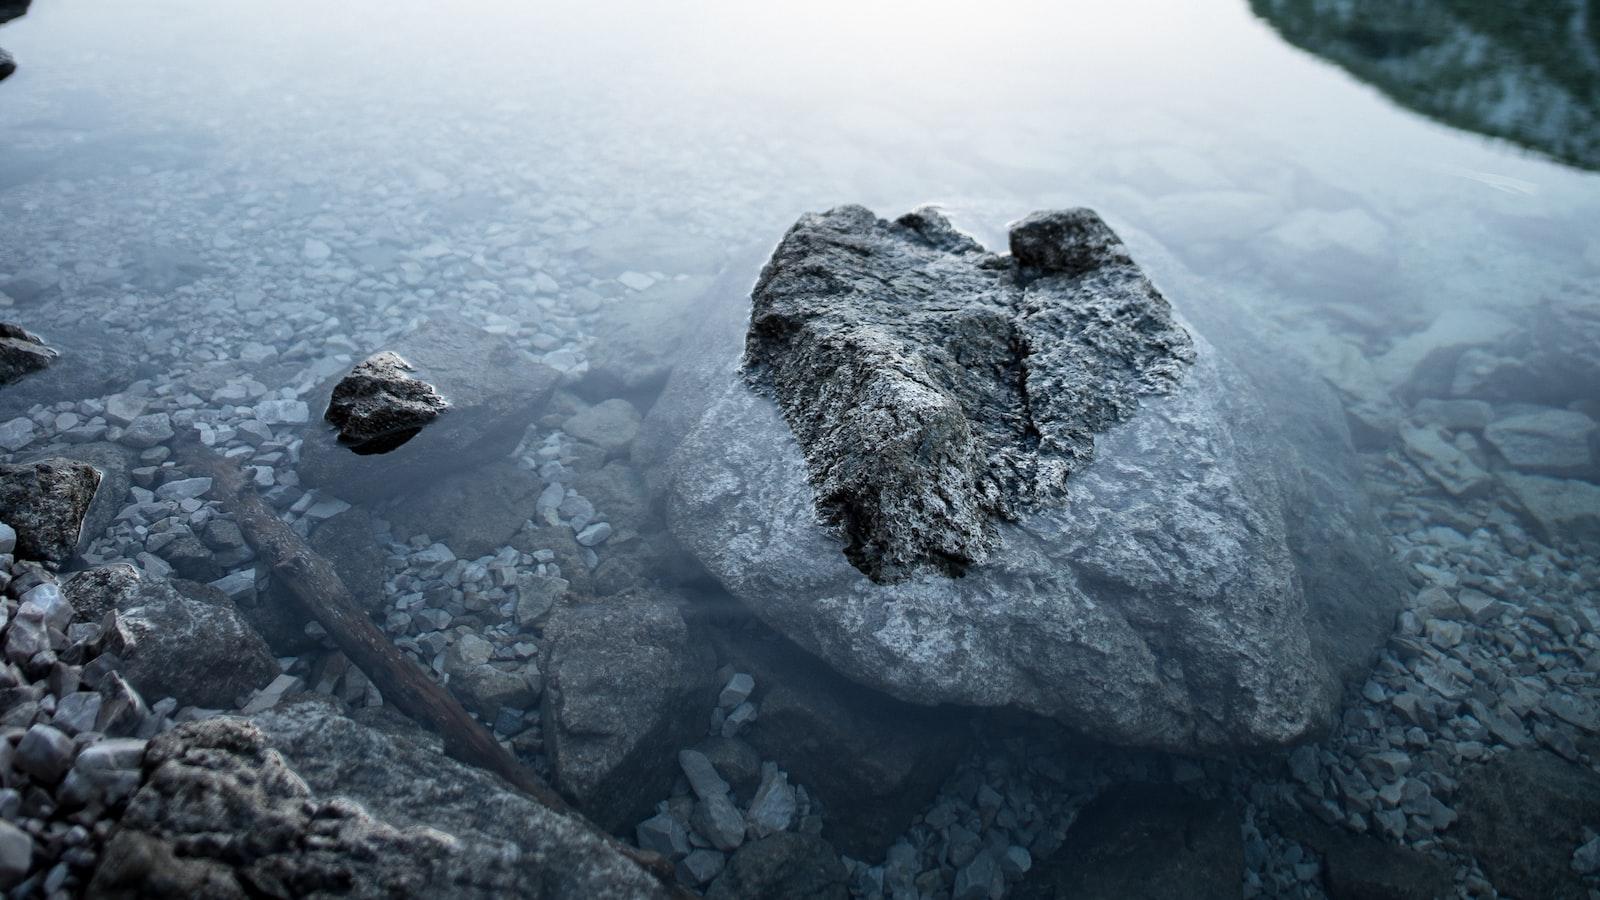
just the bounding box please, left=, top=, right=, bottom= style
left=1455, top=749, right=1600, bottom=899
left=92, top=564, right=278, bottom=708
left=742, top=205, right=1192, bottom=582
left=0, top=322, right=57, bottom=385
left=0, top=457, right=102, bottom=567
left=38, top=441, right=135, bottom=555
left=666, top=207, right=1404, bottom=752
left=716, top=627, right=970, bottom=858
left=324, top=351, right=449, bottom=454
left=704, top=833, right=849, bottom=900
left=540, top=594, right=716, bottom=832
left=89, top=701, right=668, bottom=899
left=1015, top=784, right=1242, bottom=900
left=298, top=316, right=559, bottom=503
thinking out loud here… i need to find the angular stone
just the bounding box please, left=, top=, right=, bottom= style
left=636, top=812, right=691, bottom=859
left=0, top=458, right=101, bottom=566
left=16, top=723, right=75, bottom=783
left=746, top=767, right=797, bottom=837
left=1484, top=409, right=1597, bottom=478
left=0, top=322, right=57, bottom=386
left=563, top=399, right=641, bottom=454
left=540, top=594, right=715, bottom=832
left=0, top=819, right=32, bottom=889
left=705, top=833, right=848, bottom=900
left=324, top=351, right=448, bottom=454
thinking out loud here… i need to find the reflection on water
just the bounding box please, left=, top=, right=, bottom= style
left=0, top=0, right=1598, bottom=898
left=1254, top=0, right=1600, bottom=170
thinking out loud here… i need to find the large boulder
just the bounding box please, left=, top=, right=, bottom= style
left=90, top=701, right=669, bottom=899
left=87, top=564, right=278, bottom=708
left=664, top=206, right=1403, bottom=752
left=540, top=593, right=716, bottom=832
left=0, top=458, right=101, bottom=567
left=298, top=316, right=560, bottom=504
left=36, top=441, right=136, bottom=553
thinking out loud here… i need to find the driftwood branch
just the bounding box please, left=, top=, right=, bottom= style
left=177, top=439, right=686, bottom=895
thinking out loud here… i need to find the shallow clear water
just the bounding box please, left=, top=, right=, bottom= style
left=2, top=0, right=1598, bottom=897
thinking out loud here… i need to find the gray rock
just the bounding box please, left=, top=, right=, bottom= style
left=1399, top=422, right=1493, bottom=497
left=540, top=594, right=715, bottom=832
left=1500, top=472, right=1600, bottom=548
left=16, top=723, right=75, bottom=783
left=705, top=833, right=848, bottom=900
left=324, top=351, right=449, bottom=453
left=953, top=851, right=999, bottom=900
left=679, top=749, right=731, bottom=801
left=718, top=673, right=754, bottom=710
left=563, top=399, right=641, bottom=454
left=299, top=316, right=560, bottom=503
left=514, top=574, right=567, bottom=627
left=1483, top=408, right=1597, bottom=478
left=39, top=441, right=135, bottom=555
left=0, top=322, right=57, bottom=385
left=385, top=460, right=542, bottom=559
left=745, top=767, right=797, bottom=837
left=0, top=522, right=13, bottom=554
left=120, top=413, right=174, bottom=449
left=1456, top=750, right=1600, bottom=900
left=575, top=522, right=611, bottom=547
left=308, top=508, right=387, bottom=614
left=719, top=629, right=968, bottom=858
left=0, top=819, right=32, bottom=889
left=101, top=565, right=278, bottom=708
left=92, top=701, right=669, bottom=898
left=0, top=457, right=101, bottom=566
left=677, top=848, right=726, bottom=887
left=254, top=398, right=309, bottom=425
left=1274, top=802, right=1455, bottom=900
left=1015, top=785, right=1241, bottom=900
left=740, top=205, right=1192, bottom=581
left=692, top=794, right=746, bottom=852
left=669, top=207, right=1402, bottom=752
left=153, top=476, right=212, bottom=501
left=636, top=812, right=691, bottom=859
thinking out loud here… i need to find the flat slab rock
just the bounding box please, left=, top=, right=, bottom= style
left=743, top=206, right=1193, bottom=582
left=667, top=206, right=1399, bottom=752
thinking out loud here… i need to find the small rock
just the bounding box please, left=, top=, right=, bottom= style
left=719, top=672, right=755, bottom=709
left=16, top=723, right=75, bottom=783
left=0, top=819, right=33, bottom=889
left=575, top=522, right=611, bottom=547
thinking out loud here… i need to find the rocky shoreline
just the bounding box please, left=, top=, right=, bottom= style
left=0, top=192, right=1596, bottom=900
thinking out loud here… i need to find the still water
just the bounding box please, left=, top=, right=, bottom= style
left=1, top=0, right=1597, bottom=898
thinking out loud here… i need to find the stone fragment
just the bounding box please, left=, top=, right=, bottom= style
left=1483, top=408, right=1597, bottom=478
left=0, top=321, right=57, bottom=385
left=0, top=819, right=32, bottom=889
left=324, top=351, right=449, bottom=454
left=0, top=458, right=101, bottom=566
left=16, top=723, right=75, bottom=783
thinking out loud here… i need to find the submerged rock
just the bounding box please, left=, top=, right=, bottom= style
left=92, top=701, right=669, bottom=898
left=298, top=316, right=559, bottom=503
left=540, top=593, right=716, bottom=832
left=324, top=351, right=449, bottom=454
left=0, top=457, right=101, bottom=567
left=665, top=206, right=1402, bottom=752
left=742, top=205, right=1192, bottom=582
left=0, top=322, right=57, bottom=384
left=1456, top=749, right=1600, bottom=900
left=1015, top=784, right=1242, bottom=900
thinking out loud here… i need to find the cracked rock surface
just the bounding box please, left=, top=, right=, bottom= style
left=743, top=205, right=1193, bottom=582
